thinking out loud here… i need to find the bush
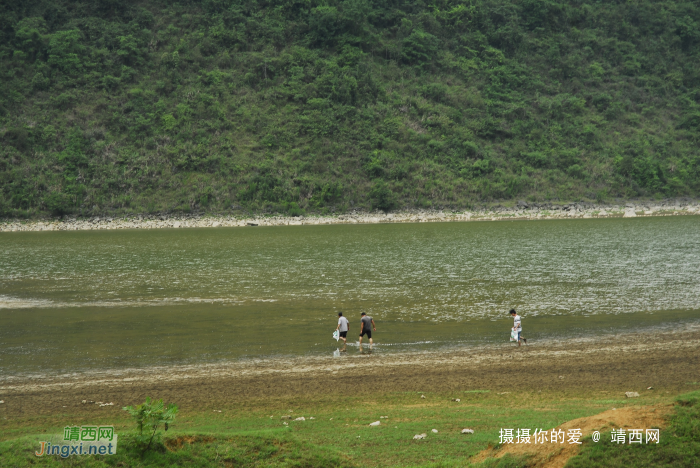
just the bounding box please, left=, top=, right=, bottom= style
left=368, top=181, right=396, bottom=212
left=122, top=397, right=178, bottom=453
left=43, top=192, right=72, bottom=216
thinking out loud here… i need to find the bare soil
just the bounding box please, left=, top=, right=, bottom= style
left=472, top=404, right=673, bottom=468
left=1, top=326, right=698, bottom=422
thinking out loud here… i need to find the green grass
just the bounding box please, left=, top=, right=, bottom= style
left=1, top=390, right=693, bottom=467
left=564, top=391, right=700, bottom=468
left=0, top=433, right=356, bottom=468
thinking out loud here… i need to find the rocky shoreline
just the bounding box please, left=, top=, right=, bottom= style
left=1, top=199, right=699, bottom=232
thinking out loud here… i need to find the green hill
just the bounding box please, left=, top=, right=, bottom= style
left=1, top=0, right=699, bottom=217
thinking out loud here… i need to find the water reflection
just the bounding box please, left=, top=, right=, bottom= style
left=1, top=216, right=699, bottom=374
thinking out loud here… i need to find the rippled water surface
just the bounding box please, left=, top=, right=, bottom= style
left=1, top=217, right=699, bottom=375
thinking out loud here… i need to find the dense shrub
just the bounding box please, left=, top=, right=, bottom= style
left=0, top=0, right=699, bottom=217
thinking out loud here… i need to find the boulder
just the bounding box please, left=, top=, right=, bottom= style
left=625, top=392, right=640, bottom=398
left=462, top=429, right=475, bottom=434
left=369, top=421, right=381, bottom=426
left=413, top=434, right=427, bottom=440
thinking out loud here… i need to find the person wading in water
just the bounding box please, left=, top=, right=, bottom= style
left=359, top=312, right=376, bottom=350
left=510, top=309, right=527, bottom=346
left=335, top=311, right=349, bottom=352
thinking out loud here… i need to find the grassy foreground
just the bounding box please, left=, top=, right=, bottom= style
left=567, top=391, right=700, bottom=468
left=1, top=389, right=699, bottom=467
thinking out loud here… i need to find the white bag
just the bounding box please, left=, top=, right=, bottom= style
left=510, top=329, right=519, bottom=342
left=333, top=330, right=340, bottom=341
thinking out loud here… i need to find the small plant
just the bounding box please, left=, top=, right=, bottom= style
left=122, top=397, right=178, bottom=453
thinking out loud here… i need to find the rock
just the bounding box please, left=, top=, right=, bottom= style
left=281, top=415, right=291, bottom=420
left=647, top=387, right=653, bottom=390
left=212, top=222, right=220, bottom=227
left=283, top=422, right=289, bottom=425
left=461, top=429, right=475, bottom=434
left=625, top=392, right=640, bottom=398
left=623, top=209, right=637, bottom=218
left=413, top=434, right=427, bottom=440
left=421, top=395, right=426, bottom=399
left=431, top=429, right=438, bottom=433
left=309, top=417, right=315, bottom=419
left=82, top=400, right=87, bottom=404
left=247, top=223, right=258, bottom=226
left=294, top=416, right=306, bottom=421
left=369, top=421, right=381, bottom=426
left=380, top=416, right=388, bottom=419
left=453, top=399, right=461, bottom=402
left=0, top=400, right=4, bottom=404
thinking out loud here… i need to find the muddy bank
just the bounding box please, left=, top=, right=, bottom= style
left=1, top=326, right=698, bottom=419
left=1, top=200, right=699, bottom=232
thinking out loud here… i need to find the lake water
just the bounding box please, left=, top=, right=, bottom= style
left=1, top=217, right=699, bottom=376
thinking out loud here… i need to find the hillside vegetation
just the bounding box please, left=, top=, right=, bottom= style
left=1, top=0, right=699, bottom=217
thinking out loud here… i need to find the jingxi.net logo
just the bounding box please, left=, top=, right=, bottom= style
left=35, top=426, right=118, bottom=458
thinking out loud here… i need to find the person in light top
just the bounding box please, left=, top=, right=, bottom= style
left=336, top=312, right=349, bottom=352
left=510, top=309, right=527, bottom=346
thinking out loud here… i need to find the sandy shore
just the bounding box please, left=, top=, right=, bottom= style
left=1, top=324, right=698, bottom=418
left=1, top=200, right=699, bottom=232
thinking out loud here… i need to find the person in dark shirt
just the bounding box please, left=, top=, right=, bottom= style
left=359, top=312, right=376, bottom=349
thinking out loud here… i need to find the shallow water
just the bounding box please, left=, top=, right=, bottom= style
left=1, top=217, right=699, bottom=375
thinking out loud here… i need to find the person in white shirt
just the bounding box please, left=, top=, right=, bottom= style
left=336, top=312, right=349, bottom=351
left=510, top=309, right=527, bottom=346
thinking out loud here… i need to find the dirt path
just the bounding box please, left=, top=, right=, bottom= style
left=1, top=327, right=698, bottom=420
